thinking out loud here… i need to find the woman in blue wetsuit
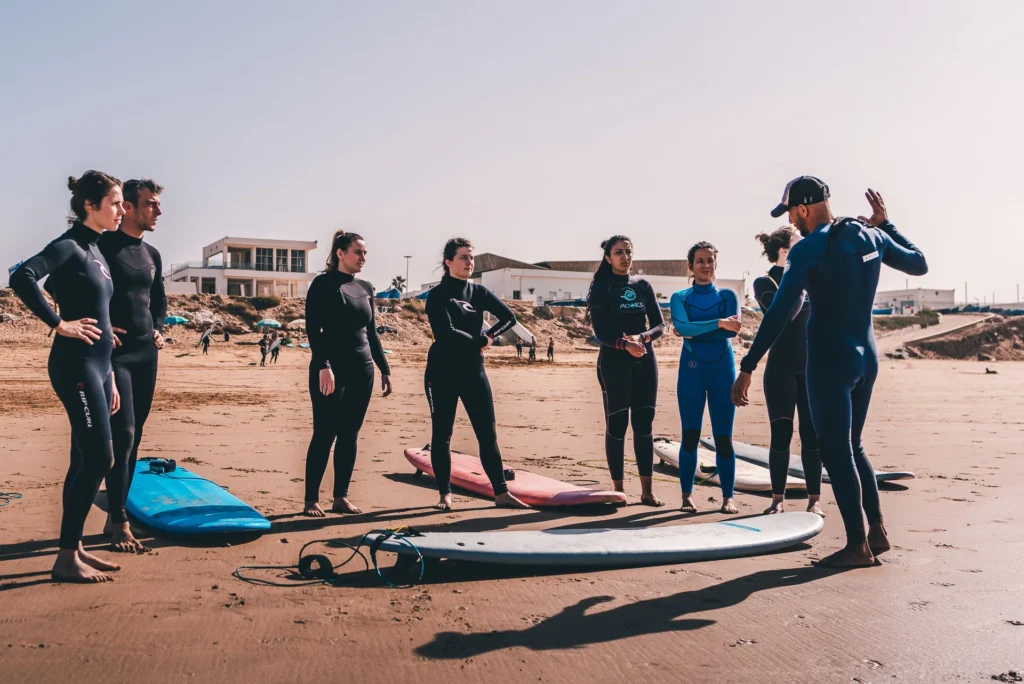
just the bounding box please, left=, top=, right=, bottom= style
left=10, top=172, right=126, bottom=583
left=670, top=242, right=742, bottom=514
left=587, top=235, right=665, bottom=506
left=752, top=227, right=823, bottom=517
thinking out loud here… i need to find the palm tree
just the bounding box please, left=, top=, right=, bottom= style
left=390, top=275, right=406, bottom=292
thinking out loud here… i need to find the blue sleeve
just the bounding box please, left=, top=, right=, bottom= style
left=740, top=245, right=812, bottom=374
left=878, top=221, right=928, bottom=276
left=690, top=289, right=738, bottom=341
left=669, top=290, right=719, bottom=338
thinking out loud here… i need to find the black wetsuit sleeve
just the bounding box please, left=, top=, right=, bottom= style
left=753, top=276, right=776, bottom=312
left=305, top=277, right=330, bottom=371
left=364, top=283, right=391, bottom=375
left=426, top=293, right=478, bottom=347
left=642, top=282, right=665, bottom=342
left=878, top=221, right=928, bottom=276
left=588, top=283, right=624, bottom=350
left=482, top=289, right=516, bottom=341
left=9, top=239, right=73, bottom=329
left=741, top=246, right=813, bottom=374
left=149, top=245, right=167, bottom=332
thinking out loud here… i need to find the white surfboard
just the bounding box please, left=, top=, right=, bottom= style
left=269, top=338, right=282, bottom=352
left=699, top=438, right=915, bottom=483
left=654, top=439, right=805, bottom=493
left=365, top=512, right=823, bottom=566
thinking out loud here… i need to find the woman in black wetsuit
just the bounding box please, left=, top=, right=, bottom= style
left=303, top=231, right=393, bottom=517
left=10, top=172, right=126, bottom=583
left=586, top=235, right=665, bottom=506
left=424, top=238, right=529, bottom=511
left=752, top=226, right=823, bottom=516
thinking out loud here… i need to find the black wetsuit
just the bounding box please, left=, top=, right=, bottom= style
left=753, top=266, right=822, bottom=496
left=10, top=223, right=116, bottom=550
left=98, top=229, right=166, bottom=525
left=424, top=275, right=516, bottom=496
left=587, top=274, right=665, bottom=480
left=304, top=270, right=390, bottom=502
left=741, top=218, right=927, bottom=545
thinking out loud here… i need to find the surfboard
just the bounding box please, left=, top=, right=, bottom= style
left=404, top=448, right=626, bottom=507
left=654, top=439, right=805, bottom=492
left=269, top=338, right=282, bottom=352
left=126, top=459, right=271, bottom=534
left=366, top=511, right=823, bottom=566
left=699, top=438, right=916, bottom=483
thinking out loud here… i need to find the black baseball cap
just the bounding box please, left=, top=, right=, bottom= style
left=770, top=176, right=830, bottom=218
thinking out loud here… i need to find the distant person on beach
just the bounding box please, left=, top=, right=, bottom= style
left=670, top=241, right=741, bottom=514
left=99, top=178, right=167, bottom=553
left=752, top=226, right=823, bottom=517
left=733, top=179, right=927, bottom=568
left=586, top=235, right=665, bottom=507
left=270, top=332, right=280, bottom=364
left=223, top=330, right=230, bottom=342
left=528, top=340, right=536, bottom=363
left=516, top=339, right=523, bottom=358
left=259, top=334, right=269, bottom=366
left=547, top=338, right=554, bottom=362
left=199, top=331, right=211, bottom=355
left=303, top=231, right=393, bottom=516
left=424, top=237, right=529, bottom=511
left=10, top=171, right=126, bottom=583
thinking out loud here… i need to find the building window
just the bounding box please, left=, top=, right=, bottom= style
left=255, top=248, right=274, bottom=271
left=201, top=278, right=216, bottom=294
left=513, top=290, right=521, bottom=300
left=276, top=249, right=289, bottom=272
left=227, top=248, right=251, bottom=269
left=291, top=250, right=305, bottom=273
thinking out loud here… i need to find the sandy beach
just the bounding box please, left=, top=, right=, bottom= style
left=1, top=315, right=1021, bottom=683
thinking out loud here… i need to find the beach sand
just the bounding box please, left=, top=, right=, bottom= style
left=1, top=317, right=1021, bottom=682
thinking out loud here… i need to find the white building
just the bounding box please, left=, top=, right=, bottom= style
left=164, top=237, right=318, bottom=297
left=413, top=253, right=746, bottom=307
left=874, top=288, right=955, bottom=314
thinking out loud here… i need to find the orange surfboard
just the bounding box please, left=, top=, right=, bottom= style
left=404, top=448, right=627, bottom=507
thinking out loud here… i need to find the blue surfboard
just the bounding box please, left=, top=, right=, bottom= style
left=126, top=460, right=271, bottom=534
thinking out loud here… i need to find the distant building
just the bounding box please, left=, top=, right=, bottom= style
left=412, top=252, right=746, bottom=307
left=164, top=237, right=318, bottom=297
left=874, top=288, right=955, bottom=314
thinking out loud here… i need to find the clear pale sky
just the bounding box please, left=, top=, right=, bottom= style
left=2, top=1, right=1021, bottom=303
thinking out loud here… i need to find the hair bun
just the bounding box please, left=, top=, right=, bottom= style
left=67, top=176, right=79, bottom=191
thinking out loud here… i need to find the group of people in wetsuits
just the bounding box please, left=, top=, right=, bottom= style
left=13, top=171, right=926, bottom=582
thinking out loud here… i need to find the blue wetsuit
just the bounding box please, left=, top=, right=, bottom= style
left=10, top=222, right=116, bottom=551
left=670, top=282, right=739, bottom=498
left=740, top=218, right=927, bottom=544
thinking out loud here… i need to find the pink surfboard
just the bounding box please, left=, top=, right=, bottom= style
left=404, top=448, right=627, bottom=507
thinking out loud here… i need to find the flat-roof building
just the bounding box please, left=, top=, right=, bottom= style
left=164, top=237, right=318, bottom=297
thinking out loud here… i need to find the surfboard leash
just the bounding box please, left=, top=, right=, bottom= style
left=0, top=492, right=22, bottom=508
left=232, top=527, right=425, bottom=589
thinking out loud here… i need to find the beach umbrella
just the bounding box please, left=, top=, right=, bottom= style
left=256, top=319, right=281, bottom=330
left=164, top=315, right=189, bottom=326
left=287, top=318, right=306, bottom=330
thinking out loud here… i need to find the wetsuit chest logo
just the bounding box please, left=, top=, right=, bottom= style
left=93, top=260, right=111, bottom=280
left=454, top=300, right=476, bottom=313
left=619, top=287, right=644, bottom=310
left=621, top=288, right=636, bottom=302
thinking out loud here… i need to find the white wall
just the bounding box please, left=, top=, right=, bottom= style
left=874, top=288, right=955, bottom=311
left=165, top=281, right=198, bottom=295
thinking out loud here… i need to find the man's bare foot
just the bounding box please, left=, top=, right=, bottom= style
left=815, top=542, right=875, bottom=568
left=867, top=522, right=890, bottom=555
left=680, top=494, right=698, bottom=513
left=640, top=493, right=665, bottom=507
left=109, top=522, right=150, bottom=553
left=763, top=496, right=785, bottom=515
left=332, top=497, right=362, bottom=514
left=494, top=492, right=531, bottom=509
left=76, top=545, right=121, bottom=572
left=52, top=550, right=113, bottom=584
left=303, top=502, right=326, bottom=517
left=807, top=498, right=826, bottom=518
left=436, top=494, right=453, bottom=512
left=721, top=497, right=739, bottom=514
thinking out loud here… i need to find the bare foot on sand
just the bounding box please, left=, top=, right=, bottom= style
left=332, top=497, right=362, bottom=514
left=868, top=522, right=891, bottom=555
left=107, top=521, right=150, bottom=553
left=764, top=496, right=785, bottom=515
left=640, top=493, right=665, bottom=507
left=436, top=494, right=453, bottom=512
left=807, top=497, right=826, bottom=518
left=303, top=502, right=326, bottom=517
left=52, top=550, right=114, bottom=584
left=680, top=494, right=697, bottom=513
left=78, top=544, right=121, bottom=572
left=815, top=542, right=876, bottom=568
left=721, top=498, right=739, bottom=514
left=495, top=492, right=531, bottom=509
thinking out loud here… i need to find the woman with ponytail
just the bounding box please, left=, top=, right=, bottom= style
left=586, top=235, right=665, bottom=506
left=752, top=227, right=823, bottom=516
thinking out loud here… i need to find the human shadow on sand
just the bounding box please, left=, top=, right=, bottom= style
left=415, top=565, right=838, bottom=659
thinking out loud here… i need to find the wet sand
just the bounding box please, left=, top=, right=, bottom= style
left=1, top=319, right=1021, bottom=682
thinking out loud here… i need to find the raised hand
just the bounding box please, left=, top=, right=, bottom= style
left=858, top=188, right=888, bottom=227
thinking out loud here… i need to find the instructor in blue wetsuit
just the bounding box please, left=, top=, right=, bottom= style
left=733, top=177, right=927, bottom=568
left=670, top=242, right=742, bottom=514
